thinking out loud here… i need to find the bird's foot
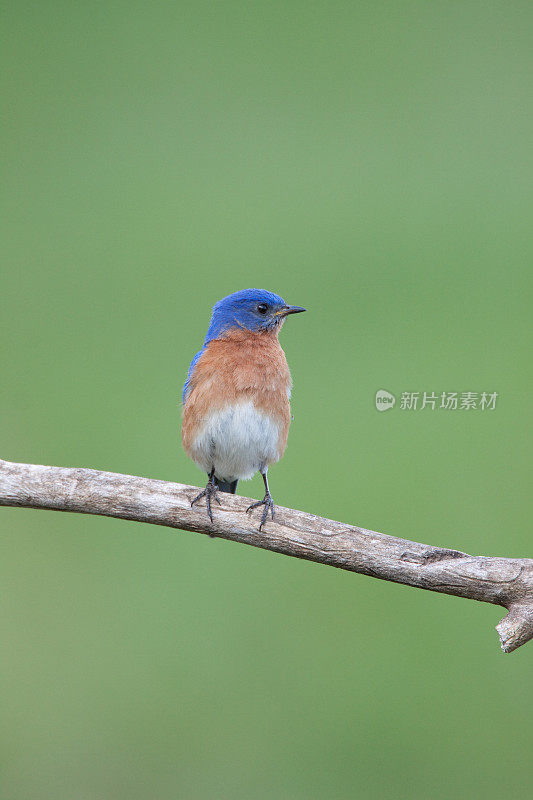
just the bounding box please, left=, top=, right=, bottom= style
left=191, top=479, right=221, bottom=523
left=246, top=492, right=275, bottom=531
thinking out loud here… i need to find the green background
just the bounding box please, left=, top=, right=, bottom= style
left=2, top=1, right=532, bottom=798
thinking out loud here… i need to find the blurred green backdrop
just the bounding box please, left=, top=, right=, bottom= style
left=2, top=1, right=532, bottom=798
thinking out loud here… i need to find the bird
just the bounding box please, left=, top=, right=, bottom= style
left=181, top=288, right=306, bottom=529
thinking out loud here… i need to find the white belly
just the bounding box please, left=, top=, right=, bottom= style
left=189, top=401, right=280, bottom=481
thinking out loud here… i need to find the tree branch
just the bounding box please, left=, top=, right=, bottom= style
left=1, top=458, right=531, bottom=652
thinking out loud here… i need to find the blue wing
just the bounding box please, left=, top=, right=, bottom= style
left=182, top=348, right=203, bottom=404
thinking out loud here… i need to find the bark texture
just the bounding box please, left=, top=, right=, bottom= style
left=1, top=459, right=531, bottom=652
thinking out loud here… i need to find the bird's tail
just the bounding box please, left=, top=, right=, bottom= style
left=214, top=477, right=238, bottom=494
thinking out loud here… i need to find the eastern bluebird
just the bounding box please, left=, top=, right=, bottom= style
left=181, top=289, right=305, bottom=529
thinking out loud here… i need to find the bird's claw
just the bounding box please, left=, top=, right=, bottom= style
left=246, top=493, right=275, bottom=530
left=191, top=482, right=221, bottom=523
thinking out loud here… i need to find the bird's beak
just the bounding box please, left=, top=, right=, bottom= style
left=276, top=305, right=306, bottom=317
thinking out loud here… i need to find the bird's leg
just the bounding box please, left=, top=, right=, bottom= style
left=191, top=467, right=221, bottom=523
left=246, top=471, right=275, bottom=530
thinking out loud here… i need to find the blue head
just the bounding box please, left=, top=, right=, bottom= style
left=204, top=289, right=305, bottom=343
left=182, top=289, right=305, bottom=402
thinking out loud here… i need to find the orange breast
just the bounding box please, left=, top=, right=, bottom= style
left=181, top=328, right=292, bottom=458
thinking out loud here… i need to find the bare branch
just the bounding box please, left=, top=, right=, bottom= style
left=1, top=458, right=531, bottom=652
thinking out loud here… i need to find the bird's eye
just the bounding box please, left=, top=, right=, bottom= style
left=257, top=303, right=268, bottom=315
